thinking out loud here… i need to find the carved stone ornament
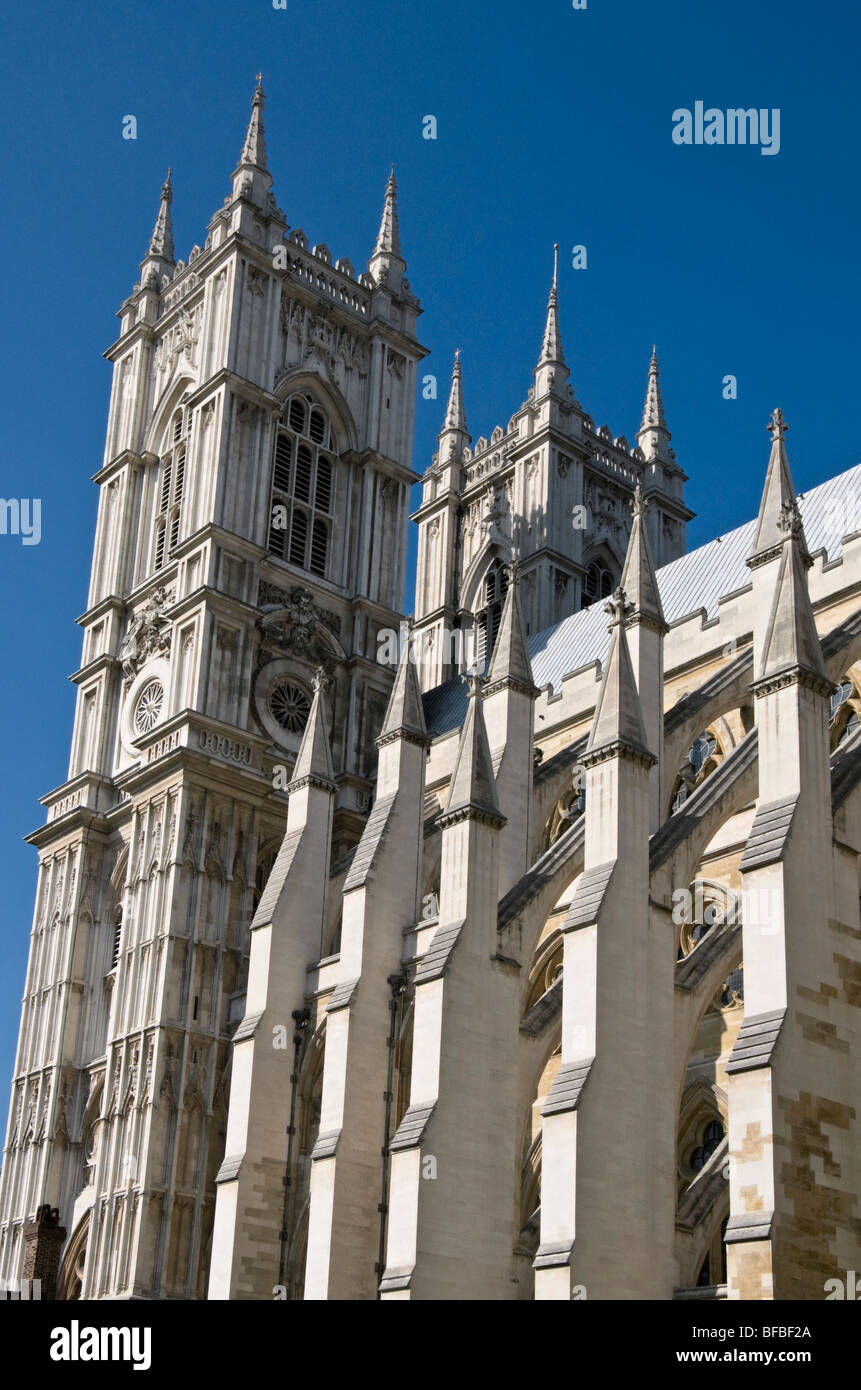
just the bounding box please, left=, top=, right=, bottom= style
left=120, top=587, right=174, bottom=684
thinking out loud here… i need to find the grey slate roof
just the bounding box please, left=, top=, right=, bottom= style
left=423, top=463, right=861, bottom=737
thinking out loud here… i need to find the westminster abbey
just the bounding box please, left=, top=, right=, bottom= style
left=0, top=81, right=859, bottom=1301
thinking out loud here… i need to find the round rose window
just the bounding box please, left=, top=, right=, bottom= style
left=133, top=680, right=165, bottom=734
left=268, top=681, right=310, bottom=733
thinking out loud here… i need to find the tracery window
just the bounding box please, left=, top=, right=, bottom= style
left=671, top=729, right=720, bottom=813
left=268, top=394, right=334, bottom=579
left=154, top=408, right=187, bottom=570
left=474, top=560, right=509, bottom=670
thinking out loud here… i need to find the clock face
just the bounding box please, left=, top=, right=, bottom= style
left=133, top=679, right=165, bottom=734
left=268, top=680, right=311, bottom=734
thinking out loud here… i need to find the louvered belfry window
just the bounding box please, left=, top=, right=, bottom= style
left=154, top=408, right=187, bottom=571
left=268, top=394, right=334, bottom=578
left=475, top=560, right=509, bottom=671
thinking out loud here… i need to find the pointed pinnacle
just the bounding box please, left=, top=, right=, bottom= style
left=486, top=576, right=535, bottom=691
left=758, top=531, right=826, bottom=683
left=441, top=348, right=468, bottom=436
left=378, top=626, right=428, bottom=744
left=749, top=409, right=810, bottom=565
left=537, top=244, right=565, bottom=367
left=290, top=675, right=335, bottom=788
left=639, top=345, right=668, bottom=434
left=146, top=168, right=175, bottom=263
left=373, top=166, right=402, bottom=258
left=239, top=76, right=268, bottom=171
left=620, top=487, right=666, bottom=628
left=442, top=674, right=504, bottom=824
left=586, top=589, right=652, bottom=757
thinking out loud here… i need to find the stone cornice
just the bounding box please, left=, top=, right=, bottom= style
left=285, top=773, right=337, bottom=795
left=751, top=664, right=833, bottom=700
left=625, top=612, right=670, bottom=637
left=436, top=803, right=507, bottom=831
left=581, top=738, right=657, bottom=770
left=375, top=727, right=431, bottom=750
left=482, top=675, right=540, bottom=700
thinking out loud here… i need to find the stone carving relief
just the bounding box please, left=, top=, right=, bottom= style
left=120, top=587, right=174, bottom=684
left=153, top=304, right=203, bottom=373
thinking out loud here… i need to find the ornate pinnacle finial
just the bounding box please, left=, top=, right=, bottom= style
left=639, top=345, right=668, bottom=435
left=768, top=407, right=789, bottom=441
left=604, top=586, right=631, bottom=628
left=537, top=244, right=565, bottom=368
left=372, top=166, right=402, bottom=259
left=631, top=481, right=649, bottom=519
left=504, top=557, right=521, bottom=587
left=777, top=499, right=803, bottom=537
left=461, top=667, right=483, bottom=696
left=312, top=666, right=330, bottom=694
left=442, top=348, right=468, bottom=437
left=145, top=168, right=175, bottom=264
left=239, top=76, right=268, bottom=171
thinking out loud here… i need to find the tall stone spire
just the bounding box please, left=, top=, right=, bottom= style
left=374, top=166, right=401, bottom=257
left=231, top=76, right=274, bottom=207
left=437, top=349, right=470, bottom=464
left=534, top=245, right=569, bottom=398
left=748, top=409, right=810, bottom=568
left=636, top=346, right=672, bottom=462
left=289, top=669, right=336, bottom=790
left=378, top=621, right=428, bottom=745
left=443, top=673, right=504, bottom=824
left=586, top=589, right=652, bottom=758
left=620, top=485, right=666, bottom=629
left=443, top=349, right=467, bottom=433
left=368, top=166, right=406, bottom=291
left=147, top=169, right=175, bottom=262
left=239, top=74, right=268, bottom=172
left=139, top=170, right=175, bottom=287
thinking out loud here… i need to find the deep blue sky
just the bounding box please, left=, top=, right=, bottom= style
left=2, top=0, right=860, bottom=1089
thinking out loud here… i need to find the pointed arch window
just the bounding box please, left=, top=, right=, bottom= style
left=153, top=408, right=187, bottom=571
left=581, top=559, right=614, bottom=609
left=268, top=393, right=335, bottom=579
left=475, top=560, right=509, bottom=671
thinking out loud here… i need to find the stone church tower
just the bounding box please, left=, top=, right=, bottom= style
left=0, top=82, right=425, bottom=1299
left=2, top=83, right=860, bottom=1304
left=412, top=248, right=692, bottom=689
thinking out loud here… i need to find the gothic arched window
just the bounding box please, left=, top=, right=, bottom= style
left=153, top=408, right=187, bottom=571
left=581, top=559, right=614, bottom=609
left=475, top=560, right=509, bottom=671
left=268, top=394, right=334, bottom=579
left=690, top=1119, right=724, bottom=1173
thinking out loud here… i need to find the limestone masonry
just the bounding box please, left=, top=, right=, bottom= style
left=1, top=82, right=859, bottom=1300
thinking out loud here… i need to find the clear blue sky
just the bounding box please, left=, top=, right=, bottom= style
left=2, top=0, right=860, bottom=1090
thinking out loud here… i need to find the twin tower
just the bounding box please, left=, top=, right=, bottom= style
left=1, top=79, right=855, bottom=1302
